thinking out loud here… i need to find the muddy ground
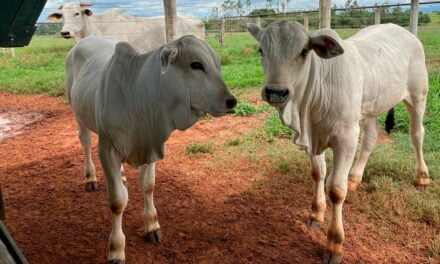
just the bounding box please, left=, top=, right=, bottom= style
left=0, top=93, right=437, bottom=263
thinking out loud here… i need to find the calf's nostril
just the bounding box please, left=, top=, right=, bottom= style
left=264, top=87, right=289, bottom=98
left=61, top=31, right=70, bottom=36
left=226, top=98, right=237, bottom=109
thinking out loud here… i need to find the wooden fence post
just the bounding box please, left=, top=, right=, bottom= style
left=319, top=0, right=331, bottom=28
left=303, top=13, right=309, bottom=31
left=374, top=7, right=381, bottom=24
left=409, top=0, right=419, bottom=36
left=255, top=16, right=261, bottom=27
left=220, top=19, right=225, bottom=47
left=164, top=0, right=177, bottom=42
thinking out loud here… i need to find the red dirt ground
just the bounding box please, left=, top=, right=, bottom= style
left=0, top=92, right=436, bottom=264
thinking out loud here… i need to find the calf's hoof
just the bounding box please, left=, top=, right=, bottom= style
left=347, top=179, right=360, bottom=192
left=308, top=219, right=322, bottom=229
left=144, top=228, right=162, bottom=244
left=416, top=177, right=430, bottom=187
left=85, top=181, right=98, bottom=192
left=322, top=251, right=342, bottom=264
left=107, top=260, right=125, bottom=264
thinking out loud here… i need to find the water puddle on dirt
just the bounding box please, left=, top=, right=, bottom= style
left=0, top=111, right=44, bottom=140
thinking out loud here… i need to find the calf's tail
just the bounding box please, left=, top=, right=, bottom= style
left=385, top=108, right=395, bottom=134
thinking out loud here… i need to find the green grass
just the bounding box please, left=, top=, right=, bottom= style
left=429, top=235, right=440, bottom=258
left=0, top=36, right=74, bottom=95
left=186, top=141, right=213, bottom=155
left=225, top=138, right=240, bottom=146
left=264, top=110, right=292, bottom=139
left=234, top=102, right=258, bottom=116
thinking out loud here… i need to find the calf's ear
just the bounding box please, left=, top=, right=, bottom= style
left=160, top=47, right=178, bottom=73
left=309, top=35, right=344, bottom=59
left=47, top=13, right=62, bottom=21
left=247, top=23, right=262, bottom=41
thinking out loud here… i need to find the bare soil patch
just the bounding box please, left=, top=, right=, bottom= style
left=0, top=93, right=434, bottom=263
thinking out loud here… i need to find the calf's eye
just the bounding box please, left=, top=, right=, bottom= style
left=74, top=12, right=80, bottom=16
left=190, top=62, right=205, bottom=72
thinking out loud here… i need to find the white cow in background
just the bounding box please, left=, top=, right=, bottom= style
left=248, top=20, right=429, bottom=264
left=48, top=2, right=205, bottom=52
left=2, top=48, right=15, bottom=57
left=66, top=35, right=236, bottom=262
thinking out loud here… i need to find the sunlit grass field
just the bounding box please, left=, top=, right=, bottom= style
left=0, top=15, right=439, bottom=258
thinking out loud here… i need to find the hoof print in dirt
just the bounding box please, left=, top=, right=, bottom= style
left=107, top=259, right=125, bottom=264
left=144, top=229, right=162, bottom=244
left=85, top=182, right=98, bottom=192
left=322, top=252, right=342, bottom=264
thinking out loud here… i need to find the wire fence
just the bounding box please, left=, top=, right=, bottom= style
left=2, top=1, right=440, bottom=64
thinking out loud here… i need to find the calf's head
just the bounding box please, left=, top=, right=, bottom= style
left=47, top=2, right=93, bottom=40
left=247, top=20, right=344, bottom=107
left=159, top=35, right=236, bottom=129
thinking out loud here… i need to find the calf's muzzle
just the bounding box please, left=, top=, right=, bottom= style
left=61, top=31, right=72, bottom=38
left=262, top=86, right=289, bottom=105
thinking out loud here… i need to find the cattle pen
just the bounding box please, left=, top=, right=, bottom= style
left=0, top=0, right=440, bottom=263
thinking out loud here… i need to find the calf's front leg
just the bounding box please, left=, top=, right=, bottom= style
left=308, top=153, right=327, bottom=228
left=98, top=138, right=128, bottom=264
left=139, top=163, right=161, bottom=243
left=323, top=129, right=358, bottom=264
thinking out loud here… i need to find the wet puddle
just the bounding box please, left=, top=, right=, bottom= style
left=0, top=111, right=44, bottom=140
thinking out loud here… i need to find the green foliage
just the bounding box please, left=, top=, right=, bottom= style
left=249, top=8, right=276, bottom=16
left=35, top=23, right=62, bottom=35
left=186, top=142, right=213, bottom=155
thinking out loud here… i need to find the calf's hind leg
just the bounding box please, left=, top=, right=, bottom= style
left=348, top=118, right=378, bottom=192
left=404, top=98, right=429, bottom=186
left=78, top=123, right=97, bottom=191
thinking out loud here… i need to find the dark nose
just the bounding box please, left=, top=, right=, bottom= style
left=263, top=87, right=289, bottom=103
left=226, top=98, right=237, bottom=109
left=61, top=31, right=70, bottom=37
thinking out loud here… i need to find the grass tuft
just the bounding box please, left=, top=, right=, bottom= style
left=429, top=235, right=440, bottom=258
left=264, top=111, right=292, bottom=139
left=186, top=142, right=213, bottom=155
left=234, top=102, right=258, bottom=116
left=226, top=138, right=240, bottom=146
